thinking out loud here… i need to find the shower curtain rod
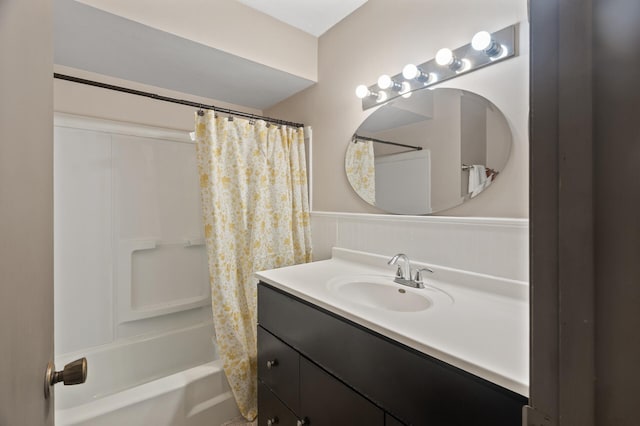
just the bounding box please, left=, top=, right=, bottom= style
left=352, top=134, right=422, bottom=151
left=53, top=73, right=305, bottom=128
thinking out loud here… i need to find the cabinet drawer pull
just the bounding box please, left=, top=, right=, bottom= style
left=296, top=418, right=308, bottom=426
left=267, top=416, right=279, bottom=425
left=266, top=359, right=279, bottom=369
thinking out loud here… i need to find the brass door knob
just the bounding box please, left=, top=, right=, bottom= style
left=44, top=357, right=88, bottom=399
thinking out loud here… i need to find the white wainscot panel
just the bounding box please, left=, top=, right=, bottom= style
left=311, top=212, right=528, bottom=282
left=54, top=126, right=114, bottom=354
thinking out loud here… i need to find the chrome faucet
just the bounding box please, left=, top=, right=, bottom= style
left=387, top=253, right=434, bottom=289
left=387, top=253, right=411, bottom=281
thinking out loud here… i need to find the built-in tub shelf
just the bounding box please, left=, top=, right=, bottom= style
left=257, top=282, right=527, bottom=426
left=117, top=238, right=209, bottom=323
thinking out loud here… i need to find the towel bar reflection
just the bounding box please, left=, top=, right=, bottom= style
left=462, top=164, right=500, bottom=176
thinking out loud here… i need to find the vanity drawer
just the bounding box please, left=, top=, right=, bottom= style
left=258, top=283, right=526, bottom=426
left=258, top=326, right=300, bottom=413
left=258, top=381, right=299, bottom=426
left=299, top=357, right=384, bottom=426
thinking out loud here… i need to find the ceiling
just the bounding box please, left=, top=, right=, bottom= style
left=54, top=0, right=369, bottom=110
left=236, top=0, right=368, bottom=37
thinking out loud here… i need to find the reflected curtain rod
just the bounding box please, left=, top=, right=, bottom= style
left=352, top=134, right=422, bottom=151
left=53, top=73, right=304, bottom=128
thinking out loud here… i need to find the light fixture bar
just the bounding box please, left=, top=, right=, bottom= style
left=359, top=24, right=517, bottom=110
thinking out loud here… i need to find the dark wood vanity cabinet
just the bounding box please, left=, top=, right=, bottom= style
left=299, top=357, right=384, bottom=425
left=258, top=326, right=300, bottom=414
left=258, top=380, right=299, bottom=426
left=257, top=326, right=383, bottom=426
left=257, top=282, right=527, bottom=426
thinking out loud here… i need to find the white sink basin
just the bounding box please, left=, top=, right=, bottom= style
left=326, top=275, right=453, bottom=313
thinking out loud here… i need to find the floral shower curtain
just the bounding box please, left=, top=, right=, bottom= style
left=345, top=139, right=376, bottom=205
left=195, top=111, right=312, bottom=420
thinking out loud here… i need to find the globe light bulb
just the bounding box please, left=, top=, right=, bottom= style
left=471, top=30, right=504, bottom=58
left=355, top=84, right=370, bottom=99
left=435, top=48, right=454, bottom=66
left=472, top=31, right=492, bottom=51
left=403, top=63, right=430, bottom=83
left=377, top=74, right=392, bottom=90
left=376, top=91, right=388, bottom=103
left=436, top=48, right=464, bottom=71
left=402, top=64, right=419, bottom=80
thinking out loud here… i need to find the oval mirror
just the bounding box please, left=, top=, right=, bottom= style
left=346, top=87, right=512, bottom=214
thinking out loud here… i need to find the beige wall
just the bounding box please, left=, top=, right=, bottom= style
left=0, top=0, right=54, bottom=424
left=75, top=0, right=318, bottom=82
left=266, top=0, right=529, bottom=217
left=54, top=65, right=262, bottom=130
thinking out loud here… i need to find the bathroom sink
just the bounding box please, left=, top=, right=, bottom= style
left=326, top=275, right=452, bottom=313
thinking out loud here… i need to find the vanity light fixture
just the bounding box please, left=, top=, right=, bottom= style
left=471, top=31, right=505, bottom=58
left=377, top=74, right=403, bottom=92
left=435, top=48, right=466, bottom=72
left=355, top=84, right=386, bottom=102
left=436, top=47, right=462, bottom=71
left=355, top=84, right=371, bottom=98
left=402, top=64, right=431, bottom=83
left=355, top=23, right=518, bottom=110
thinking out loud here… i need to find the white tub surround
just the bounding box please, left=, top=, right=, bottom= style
left=53, top=114, right=238, bottom=425
left=255, top=247, right=529, bottom=396
left=56, top=360, right=240, bottom=426
left=55, top=323, right=217, bottom=410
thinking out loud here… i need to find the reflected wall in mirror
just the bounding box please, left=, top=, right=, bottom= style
left=345, top=87, right=512, bottom=215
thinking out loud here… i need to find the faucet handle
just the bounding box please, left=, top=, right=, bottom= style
left=413, top=267, right=434, bottom=283
left=394, top=266, right=403, bottom=279
left=387, top=253, right=410, bottom=279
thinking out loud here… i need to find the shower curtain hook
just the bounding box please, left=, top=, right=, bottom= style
left=197, top=104, right=204, bottom=116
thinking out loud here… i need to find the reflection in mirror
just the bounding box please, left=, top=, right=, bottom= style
left=346, top=87, right=512, bottom=215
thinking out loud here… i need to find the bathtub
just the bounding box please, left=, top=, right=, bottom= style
left=55, top=323, right=241, bottom=426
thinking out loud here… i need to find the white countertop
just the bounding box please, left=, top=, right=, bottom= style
left=255, top=247, right=529, bottom=396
